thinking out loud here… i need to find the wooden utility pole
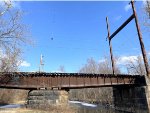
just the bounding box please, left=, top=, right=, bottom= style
left=131, top=0, right=150, bottom=77
left=106, top=17, right=115, bottom=75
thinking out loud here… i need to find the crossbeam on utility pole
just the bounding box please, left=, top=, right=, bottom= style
left=109, top=14, right=134, bottom=40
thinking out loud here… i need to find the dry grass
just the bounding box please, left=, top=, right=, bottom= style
left=0, top=108, right=48, bottom=113
left=44, top=105, right=77, bottom=113
left=0, top=105, right=77, bottom=113
left=0, top=89, right=28, bottom=104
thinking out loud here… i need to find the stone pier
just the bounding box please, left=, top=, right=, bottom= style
left=112, top=76, right=150, bottom=113
left=113, top=86, right=148, bottom=112
left=26, top=90, right=69, bottom=108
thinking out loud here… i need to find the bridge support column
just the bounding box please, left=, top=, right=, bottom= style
left=26, top=90, right=69, bottom=109
left=113, top=85, right=148, bottom=112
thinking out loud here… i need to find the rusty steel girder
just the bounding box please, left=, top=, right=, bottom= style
left=0, top=72, right=146, bottom=90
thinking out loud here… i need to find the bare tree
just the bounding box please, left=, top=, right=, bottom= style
left=58, top=65, right=66, bottom=73
left=126, top=56, right=147, bottom=75
left=0, top=9, right=27, bottom=51
left=79, top=57, right=120, bottom=74
left=70, top=57, right=120, bottom=105
left=0, top=45, right=22, bottom=72
left=145, top=0, right=150, bottom=18
left=0, top=1, right=30, bottom=72
left=0, top=1, right=12, bottom=16
left=79, top=58, right=98, bottom=73
left=98, top=56, right=121, bottom=74
left=139, top=0, right=150, bottom=30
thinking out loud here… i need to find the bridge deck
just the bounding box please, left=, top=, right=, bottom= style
left=0, top=72, right=146, bottom=90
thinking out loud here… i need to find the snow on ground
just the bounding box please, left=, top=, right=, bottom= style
left=0, top=101, right=97, bottom=109
left=0, top=104, right=22, bottom=108
left=69, top=101, right=97, bottom=107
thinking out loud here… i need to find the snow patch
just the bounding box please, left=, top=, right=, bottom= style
left=0, top=104, right=22, bottom=108
left=69, top=101, right=97, bottom=107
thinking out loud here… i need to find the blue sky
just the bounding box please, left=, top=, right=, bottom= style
left=6, top=1, right=150, bottom=72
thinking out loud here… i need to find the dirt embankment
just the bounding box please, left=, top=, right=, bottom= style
left=0, top=89, right=28, bottom=104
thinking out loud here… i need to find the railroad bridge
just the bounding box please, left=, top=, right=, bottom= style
left=1, top=0, right=150, bottom=112
left=0, top=72, right=146, bottom=90
left=0, top=72, right=150, bottom=112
